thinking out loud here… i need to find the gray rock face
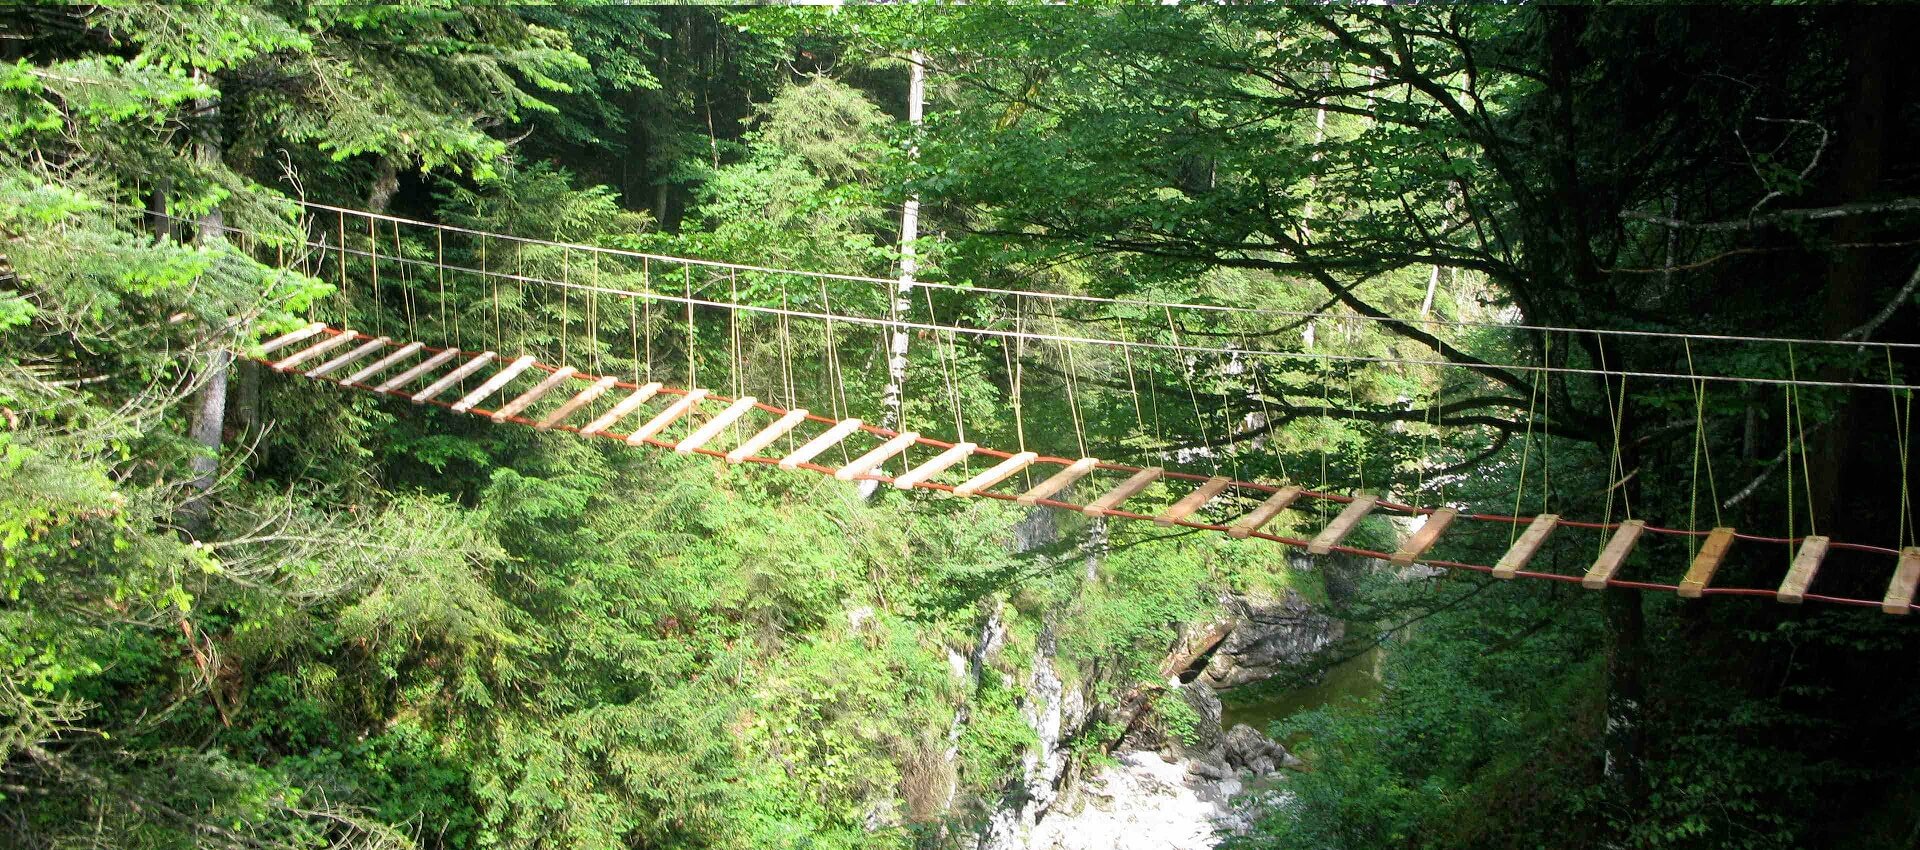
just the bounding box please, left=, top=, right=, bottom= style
left=1198, top=589, right=1344, bottom=689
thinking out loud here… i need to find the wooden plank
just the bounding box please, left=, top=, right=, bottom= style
left=490, top=366, right=576, bottom=422
left=272, top=329, right=359, bottom=372
left=450, top=355, right=538, bottom=413
left=1017, top=457, right=1099, bottom=506
left=411, top=351, right=496, bottom=404
left=625, top=388, right=707, bottom=444
left=537, top=376, right=619, bottom=430
left=1228, top=484, right=1304, bottom=539
left=834, top=431, right=920, bottom=481
left=1084, top=467, right=1163, bottom=516
left=893, top=442, right=977, bottom=489
left=1308, top=494, right=1379, bottom=555
left=257, top=322, right=326, bottom=355
left=1677, top=527, right=1737, bottom=599
left=1156, top=476, right=1231, bottom=527
left=1391, top=507, right=1457, bottom=566
left=1583, top=520, right=1646, bottom=589
left=341, top=341, right=423, bottom=386
left=726, top=408, right=809, bottom=463
left=580, top=383, right=661, bottom=436
left=306, top=336, right=390, bottom=379
left=1775, top=535, right=1829, bottom=604
left=953, top=451, right=1038, bottom=497
left=374, top=347, right=462, bottom=393
left=778, top=418, right=863, bottom=469
left=675, top=396, right=758, bottom=453
left=1883, top=547, right=1920, bottom=615
left=1492, top=514, right=1560, bottom=579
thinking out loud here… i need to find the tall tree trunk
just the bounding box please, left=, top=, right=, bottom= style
left=1810, top=13, right=1890, bottom=534
left=866, top=50, right=926, bottom=497
left=178, top=74, right=227, bottom=537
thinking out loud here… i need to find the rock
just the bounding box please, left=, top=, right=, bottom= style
left=1221, top=724, right=1295, bottom=776
left=1186, top=753, right=1233, bottom=781
left=1022, top=750, right=1246, bottom=850
left=1198, top=589, right=1344, bottom=689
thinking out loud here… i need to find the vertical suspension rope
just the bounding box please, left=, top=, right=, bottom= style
left=560, top=247, right=570, bottom=365
left=1243, top=339, right=1285, bottom=482
left=337, top=211, right=349, bottom=326
left=1510, top=360, right=1542, bottom=547
left=396, top=222, right=415, bottom=342
left=684, top=265, right=696, bottom=389
left=367, top=215, right=381, bottom=337
left=923, top=286, right=966, bottom=446
left=1013, top=298, right=1030, bottom=482
left=1540, top=334, right=1553, bottom=515
left=438, top=229, right=457, bottom=350
left=1050, top=303, right=1089, bottom=458
left=1683, top=341, right=1722, bottom=528
left=1890, top=350, right=1915, bottom=549
left=729, top=270, right=742, bottom=404
left=589, top=253, right=602, bottom=376
left=779, top=282, right=797, bottom=412
left=1787, top=345, right=1818, bottom=538
left=1165, top=307, right=1216, bottom=475
left=642, top=258, right=653, bottom=382
left=485, top=239, right=499, bottom=351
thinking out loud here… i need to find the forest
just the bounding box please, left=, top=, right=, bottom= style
left=3, top=5, right=1919, bottom=850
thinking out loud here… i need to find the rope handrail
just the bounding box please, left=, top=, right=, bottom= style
left=287, top=199, right=1920, bottom=354
left=258, top=226, right=1920, bottom=392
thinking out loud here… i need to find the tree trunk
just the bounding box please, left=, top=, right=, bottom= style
left=1602, top=589, right=1647, bottom=811
left=366, top=156, right=400, bottom=215
left=178, top=75, right=227, bottom=537
left=1809, top=13, right=1890, bottom=534
left=866, top=50, right=926, bottom=498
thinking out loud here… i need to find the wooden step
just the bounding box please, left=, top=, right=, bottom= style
left=1583, top=520, right=1646, bottom=589
left=491, top=366, right=576, bottom=422
left=1775, top=535, right=1829, bottom=604
left=778, top=418, right=864, bottom=469
left=374, top=347, right=461, bottom=393
left=1493, top=514, right=1560, bottom=579
left=411, top=351, right=496, bottom=404
left=835, top=431, right=919, bottom=481
left=451, top=355, right=538, bottom=413
left=953, top=451, right=1038, bottom=497
left=1156, top=476, right=1231, bottom=527
left=1228, top=485, right=1303, bottom=539
left=538, top=376, right=619, bottom=430
left=341, top=341, right=424, bottom=386
left=257, top=322, right=327, bottom=355
left=580, top=382, right=662, bottom=436
left=626, top=389, right=707, bottom=445
left=273, top=329, right=358, bottom=372
left=1391, top=507, right=1457, bottom=566
left=306, top=336, right=391, bottom=379
left=1084, top=467, right=1163, bottom=517
left=1017, top=458, right=1098, bottom=506
left=1308, top=494, right=1378, bottom=554
left=1678, top=527, right=1736, bottom=599
left=676, top=396, right=758, bottom=453
left=726, top=408, right=810, bottom=463
left=893, top=442, right=977, bottom=489
left=1884, top=547, right=1920, bottom=614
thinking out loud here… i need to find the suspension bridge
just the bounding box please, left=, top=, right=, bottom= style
left=216, top=201, right=1919, bottom=615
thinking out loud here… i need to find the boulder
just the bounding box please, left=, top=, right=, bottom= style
left=1221, top=723, right=1300, bottom=775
